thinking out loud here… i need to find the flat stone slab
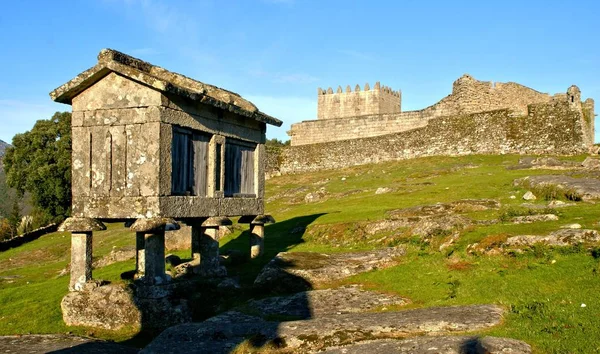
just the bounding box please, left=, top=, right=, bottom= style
left=244, top=285, right=409, bottom=319
left=515, top=175, right=600, bottom=201
left=321, top=336, right=531, bottom=354
left=142, top=304, right=504, bottom=353
left=254, top=247, right=405, bottom=294
left=0, top=334, right=137, bottom=354
left=505, top=228, right=600, bottom=247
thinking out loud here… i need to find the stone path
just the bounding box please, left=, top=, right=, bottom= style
left=142, top=305, right=506, bottom=353
left=253, top=247, right=405, bottom=293
left=0, top=334, right=137, bottom=354
left=322, top=336, right=531, bottom=354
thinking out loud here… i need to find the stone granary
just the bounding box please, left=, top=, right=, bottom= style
left=50, top=49, right=281, bottom=327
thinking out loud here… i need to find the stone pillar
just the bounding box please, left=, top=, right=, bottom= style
left=250, top=224, right=264, bottom=259
left=135, top=231, right=145, bottom=276
left=239, top=215, right=275, bottom=259
left=196, top=217, right=231, bottom=277
left=130, top=218, right=178, bottom=285
left=58, top=217, right=106, bottom=291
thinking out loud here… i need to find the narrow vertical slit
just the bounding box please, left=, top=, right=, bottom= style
left=89, top=133, right=93, bottom=190
left=108, top=132, right=113, bottom=193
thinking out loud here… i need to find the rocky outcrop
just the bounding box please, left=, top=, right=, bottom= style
left=253, top=247, right=405, bottom=294
left=515, top=175, right=600, bottom=201
left=505, top=229, right=600, bottom=247
left=244, top=285, right=408, bottom=319
left=321, top=336, right=531, bottom=354
left=142, top=305, right=506, bottom=353
left=0, top=334, right=138, bottom=354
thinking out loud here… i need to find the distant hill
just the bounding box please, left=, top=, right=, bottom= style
left=0, top=139, right=9, bottom=158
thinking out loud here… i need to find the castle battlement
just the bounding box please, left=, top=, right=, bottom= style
left=317, top=82, right=401, bottom=119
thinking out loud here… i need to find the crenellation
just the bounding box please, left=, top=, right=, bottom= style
left=355, top=84, right=361, bottom=92
left=364, top=83, right=370, bottom=91
left=337, top=86, right=343, bottom=93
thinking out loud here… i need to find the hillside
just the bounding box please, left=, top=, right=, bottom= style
left=0, top=139, right=8, bottom=158
left=1, top=154, right=600, bottom=352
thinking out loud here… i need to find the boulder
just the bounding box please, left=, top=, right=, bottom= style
left=93, top=245, right=136, bottom=268
left=515, top=175, right=600, bottom=201
left=375, top=187, right=392, bottom=194
left=61, top=282, right=191, bottom=331
left=582, top=157, right=600, bottom=170
left=522, top=191, right=537, bottom=200
left=254, top=247, right=405, bottom=294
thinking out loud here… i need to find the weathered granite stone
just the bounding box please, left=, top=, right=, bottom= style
left=505, top=229, right=600, bottom=247
left=244, top=285, right=408, bottom=319
left=254, top=247, right=405, bottom=293
left=61, top=283, right=142, bottom=330
left=61, top=282, right=191, bottom=331
left=142, top=305, right=505, bottom=354
left=511, top=214, right=559, bottom=224
left=522, top=191, right=537, bottom=200
left=321, top=336, right=531, bottom=354
left=515, top=175, right=600, bottom=201
left=0, top=334, right=138, bottom=354
left=130, top=218, right=177, bottom=232
left=582, top=157, right=600, bottom=169
left=386, top=199, right=500, bottom=218
left=59, top=217, right=106, bottom=232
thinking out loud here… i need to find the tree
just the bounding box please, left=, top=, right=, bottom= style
left=7, top=199, right=20, bottom=237
left=3, top=112, right=72, bottom=225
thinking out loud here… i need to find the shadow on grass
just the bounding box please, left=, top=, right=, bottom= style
left=96, top=213, right=327, bottom=352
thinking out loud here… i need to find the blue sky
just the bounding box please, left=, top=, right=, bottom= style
left=0, top=0, right=598, bottom=143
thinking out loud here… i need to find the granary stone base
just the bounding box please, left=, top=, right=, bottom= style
left=61, top=281, right=190, bottom=331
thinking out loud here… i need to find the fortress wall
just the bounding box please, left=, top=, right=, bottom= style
left=292, top=75, right=555, bottom=147
left=276, top=98, right=587, bottom=174
left=289, top=111, right=429, bottom=146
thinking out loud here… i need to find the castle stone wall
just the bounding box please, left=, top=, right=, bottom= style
left=317, top=83, right=401, bottom=120
left=289, top=111, right=428, bottom=146
left=291, top=75, right=557, bottom=146
left=275, top=96, right=588, bottom=174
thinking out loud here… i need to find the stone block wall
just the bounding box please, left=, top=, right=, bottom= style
left=275, top=96, right=588, bottom=174
left=289, top=111, right=428, bottom=146
left=317, top=83, right=401, bottom=120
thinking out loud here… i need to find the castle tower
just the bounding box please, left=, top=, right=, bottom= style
left=316, top=82, right=401, bottom=119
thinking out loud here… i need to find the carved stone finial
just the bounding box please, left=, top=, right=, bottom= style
left=374, top=82, right=380, bottom=90
left=346, top=85, right=351, bottom=93
left=337, top=86, right=343, bottom=93
left=355, top=84, right=361, bottom=92
left=327, top=87, right=333, bottom=94
left=364, top=83, right=370, bottom=91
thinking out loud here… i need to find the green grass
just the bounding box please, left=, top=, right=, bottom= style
left=1, top=153, right=600, bottom=352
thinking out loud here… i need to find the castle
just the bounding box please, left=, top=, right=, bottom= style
left=289, top=75, right=595, bottom=147
left=276, top=75, right=595, bottom=174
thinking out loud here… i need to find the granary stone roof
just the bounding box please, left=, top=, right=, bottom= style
left=50, top=49, right=282, bottom=127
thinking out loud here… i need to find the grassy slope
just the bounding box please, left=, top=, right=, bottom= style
left=1, top=154, right=599, bottom=353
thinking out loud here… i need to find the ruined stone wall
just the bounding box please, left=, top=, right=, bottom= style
left=276, top=97, right=588, bottom=174
left=291, top=75, right=555, bottom=146
left=317, top=83, right=401, bottom=120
